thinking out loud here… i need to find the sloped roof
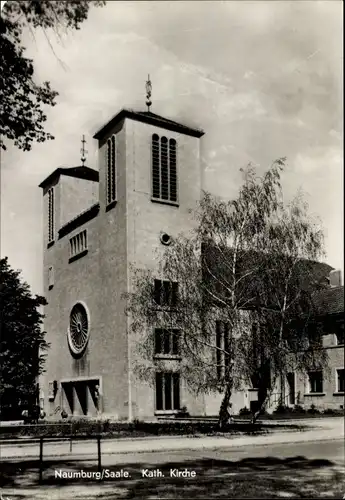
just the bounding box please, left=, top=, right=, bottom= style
left=201, top=242, right=334, bottom=311
left=39, top=166, right=99, bottom=189
left=312, top=286, right=344, bottom=316
left=93, top=109, right=205, bottom=140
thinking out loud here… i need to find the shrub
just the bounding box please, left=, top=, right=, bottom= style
left=273, top=404, right=291, bottom=414
left=292, top=404, right=306, bottom=414
left=239, top=407, right=251, bottom=416
left=307, top=404, right=320, bottom=414
left=179, top=406, right=190, bottom=417
left=322, top=408, right=336, bottom=415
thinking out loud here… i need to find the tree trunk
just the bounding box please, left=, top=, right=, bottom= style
left=251, top=388, right=270, bottom=424
left=251, top=374, right=277, bottom=424
left=218, top=381, right=232, bottom=429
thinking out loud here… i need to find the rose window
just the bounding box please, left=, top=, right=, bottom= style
left=68, top=303, right=90, bottom=356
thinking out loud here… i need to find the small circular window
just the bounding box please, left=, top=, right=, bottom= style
left=68, top=303, right=90, bottom=356
left=160, top=232, right=172, bottom=246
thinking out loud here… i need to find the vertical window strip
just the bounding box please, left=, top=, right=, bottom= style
left=337, top=369, right=344, bottom=393
left=106, top=139, right=110, bottom=204
left=152, top=134, right=160, bottom=199
left=173, top=373, right=180, bottom=410
left=48, top=188, right=54, bottom=243
left=111, top=135, right=116, bottom=202
left=69, top=230, right=88, bottom=258
left=48, top=266, right=54, bottom=289
left=164, top=373, right=172, bottom=410
left=172, top=330, right=179, bottom=355
left=156, top=372, right=163, bottom=410
left=155, top=372, right=180, bottom=410
left=51, top=188, right=54, bottom=241
left=48, top=190, right=51, bottom=241
left=161, top=137, right=169, bottom=200
left=152, top=135, right=178, bottom=203
left=169, top=139, right=177, bottom=202
left=106, top=137, right=117, bottom=205
left=154, top=329, right=180, bottom=356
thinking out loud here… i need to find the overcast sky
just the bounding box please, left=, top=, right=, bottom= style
left=1, top=0, right=343, bottom=294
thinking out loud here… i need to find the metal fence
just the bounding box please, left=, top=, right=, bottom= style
left=34, top=434, right=102, bottom=483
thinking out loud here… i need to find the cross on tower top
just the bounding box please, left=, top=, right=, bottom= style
left=145, top=75, right=152, bottom=112
left=80, top=135, right=87, bottom=166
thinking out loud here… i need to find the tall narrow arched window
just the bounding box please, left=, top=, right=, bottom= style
left=151, top=134, right=178, bottom=203
left=106, top=135, right=116, bottom=205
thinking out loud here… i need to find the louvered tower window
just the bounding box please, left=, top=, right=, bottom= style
left=106, top=135, right=116, bottom=205
left=48, top=187, right=54, bottom=243
left=151, top=134, right=178, bottom=203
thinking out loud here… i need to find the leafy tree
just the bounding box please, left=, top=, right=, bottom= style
left=0, top=257, right=49, bottom=416
left=126, top=160, right=328, bottom=427
left=0, top=0, right=105, bottom=152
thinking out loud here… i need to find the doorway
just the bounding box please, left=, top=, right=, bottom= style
left=61, top=378, right=100, bottom=416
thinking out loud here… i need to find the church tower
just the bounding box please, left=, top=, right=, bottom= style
left=39, top=87, right=205, bottom=420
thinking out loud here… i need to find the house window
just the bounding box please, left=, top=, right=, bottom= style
left=308, top=324, right=322, bottom=347
left=151, top=134, right=178, bottom=203
left=154, top=329, right=180, bottom=356
left=48, top=187, right=54, bottom=243
left=69, top=230, right=88, bottom=261
left=48, top=266, right=54, bottom=289
left=106, top=135, right=116, bottom=205
left=335, top=324, right=344, bottom=345
left=216, top=320, right=230, bottom=379
left=155, top=372, right=180, bottom=411
left=308, top=371, right=323, bottom=393
left=337, top=369, right=344, bottom=393
left=154, top=279, right=178, bottom=307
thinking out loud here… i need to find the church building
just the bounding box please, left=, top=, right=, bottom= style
left=39, top=85, right=344, bottom=420
left=39, top=85, right=229, bottom=420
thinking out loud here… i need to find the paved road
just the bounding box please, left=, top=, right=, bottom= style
left=63, top=438, right=345, bottom=466
left=1, top=438, right=344, bottom=500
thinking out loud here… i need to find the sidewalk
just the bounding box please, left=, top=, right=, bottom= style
left=1, top=418, right=343, bottom=459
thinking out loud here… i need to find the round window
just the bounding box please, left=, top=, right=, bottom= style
left=68, top=303, right=90, bottom=356
left=160, top=232, right=172, bottom=246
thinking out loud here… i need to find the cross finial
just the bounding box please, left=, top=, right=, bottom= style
left=145, top=74, right=152, bottom=112
left=80, top=135, right=87, bottom=167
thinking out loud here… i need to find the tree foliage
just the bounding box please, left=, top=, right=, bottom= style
left=126, top=160, right=329, bottom=426
left=0, top=257, right=49, bottom=411
left=0, top=0, right=105, bottom=152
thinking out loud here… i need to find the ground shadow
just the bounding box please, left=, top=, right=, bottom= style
left=1, top=454, right=344, bottom=499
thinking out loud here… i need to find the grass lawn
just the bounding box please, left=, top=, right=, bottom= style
left=1, top=455, right=344, bottom=499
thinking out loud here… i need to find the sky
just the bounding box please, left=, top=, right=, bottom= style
left=1, top=0, right=343, bottom=295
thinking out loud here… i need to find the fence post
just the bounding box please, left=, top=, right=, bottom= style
left=70, top=422, right=73, bottom=452
left=39, top=437, right=43, bottom=483
left=97, top=435, right=101, bottom=472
